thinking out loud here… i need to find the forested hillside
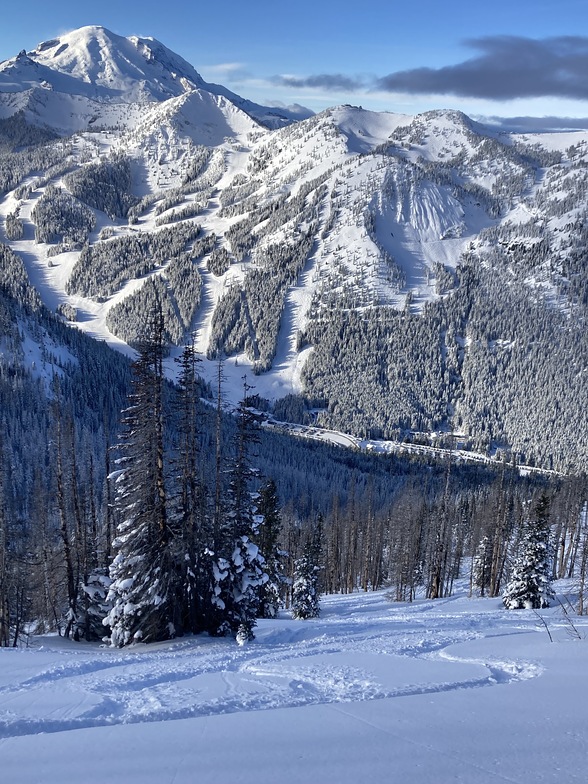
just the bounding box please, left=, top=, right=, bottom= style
left=2, top=269, right=586, bottom=646
left=2, top=26, right=588, bottom=648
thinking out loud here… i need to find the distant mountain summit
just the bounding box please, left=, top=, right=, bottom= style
left=0, top=25, right=310, bottom=127
left=0, top=26, right=203, bottom=100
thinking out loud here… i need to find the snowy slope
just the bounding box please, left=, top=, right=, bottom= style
left=0, top=87, right=582, bottom=402
left=1, top=586, right=587, bottom=783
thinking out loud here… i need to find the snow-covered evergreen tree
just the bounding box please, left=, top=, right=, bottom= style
left=0, top=437, right=9, bottom=647
left=210, top=380, right=266, bottom=641
left=81, top=570, right=112, bottom=641
left=292, top=517, right=322, bottom=620
left=255, top=479, right=286, bottom=619
left=104, top=309, right=177, bottom=646
left=503, top=494, right=555, bottom=610
left=471, top=535, right=492, bottom=597
left=172, top=340, right=209, bottom=635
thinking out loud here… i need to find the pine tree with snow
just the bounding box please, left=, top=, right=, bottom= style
left=81, top=569, right=112, bottom=642
left=210, top=380, right=266, bottom=640
left=105, top=308, right=177, bottom=646
left=502, top=494, right=555, bottom=610
left=255, top=479, right=286, bottom=619
left=0, top=438, right=10, bottom=647
left=292, top=517, right=322, bottom=620
left=172, top=340, right=209, bottom=635
left=471, top=535, right=493, bottom=597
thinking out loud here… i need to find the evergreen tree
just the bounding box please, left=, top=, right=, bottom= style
left=0, top=431, right=9, bottom=646
left=52, top=386, right=80, bottom=640
left=255, top=479, right=286, bottom=619
left=104, top=308, right=177, bottom=646
left=81, top=570, right=112, bottom=641
left=173, top=340, right=208, bottom=635
left=211, top=380, right=266, bottom=642
left=503, top=494, right=555, bottom=610
left=471, top=535, right=493, bottom=597
left=292, top=516, right=322, bottom=620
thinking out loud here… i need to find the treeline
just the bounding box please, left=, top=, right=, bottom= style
left=4, top=208, right=24, bottom=241
left=1, top=279, right=587, bottom=648
left=101, top=331, right=277, bottom=645
left=0, top=281, right=132, bottom=646
left=66, top=222, right=203, bottom=300
left=0, top=242, right=42, bottom=310
left=208, top=179, right=327, bottom=372
left=64, top=153, right=136, bottom=219
left=208, top=232, right=315, bottom=372
left=298, top=239, right=588, bottom=472
left=31, top=184, right=96, bottom=246
left=0, top=300, right=323, bottom=646
left=105, top=234, right=214, bottom=346
left=0, top=112, right=67, bottom=196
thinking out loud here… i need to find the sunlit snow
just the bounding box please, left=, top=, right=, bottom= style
left=1, top=585, right=587, bottom=783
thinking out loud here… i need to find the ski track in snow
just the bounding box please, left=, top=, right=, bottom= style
left=0, top=592, right=545, bottom=739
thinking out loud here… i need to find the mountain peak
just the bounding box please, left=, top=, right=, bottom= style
left=0, top=25, right=307, bottom=128
left=18, top=25, right=202, bottom=101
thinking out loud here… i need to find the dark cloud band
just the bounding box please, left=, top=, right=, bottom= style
left=272, top=73, right=364, bottom=92
left=483, top=115, right=588, bottom=132
left=376, top=36, right=588, bottom=100
left=273, top=37, right=588, bottom=102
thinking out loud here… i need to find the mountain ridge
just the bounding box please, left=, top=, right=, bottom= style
left=2, top=26, right=588, bottom=472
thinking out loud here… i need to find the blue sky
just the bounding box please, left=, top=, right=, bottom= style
left=2, top=0, right=588, bottom=124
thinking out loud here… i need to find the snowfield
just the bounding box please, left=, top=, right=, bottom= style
left=1, top=586, right=587, bottom=783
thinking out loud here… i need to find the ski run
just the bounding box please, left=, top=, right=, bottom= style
left=1, top=583, right=587, bottom=783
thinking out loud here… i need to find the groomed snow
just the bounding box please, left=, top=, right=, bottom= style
left=1, top=584, right=587, bottom=783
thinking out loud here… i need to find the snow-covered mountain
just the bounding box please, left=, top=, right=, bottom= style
left=0, top=25, right=309, bottom=129
left=2, top=25, right=588, bottom=471
left=0, top=26, right=203, bottom=101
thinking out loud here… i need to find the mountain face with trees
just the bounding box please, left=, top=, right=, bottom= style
left=0, top=263, right=587, bottom=646
left=2, top=26, right=588, bottom=647
left=1, top=27, right=588, bottom=472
